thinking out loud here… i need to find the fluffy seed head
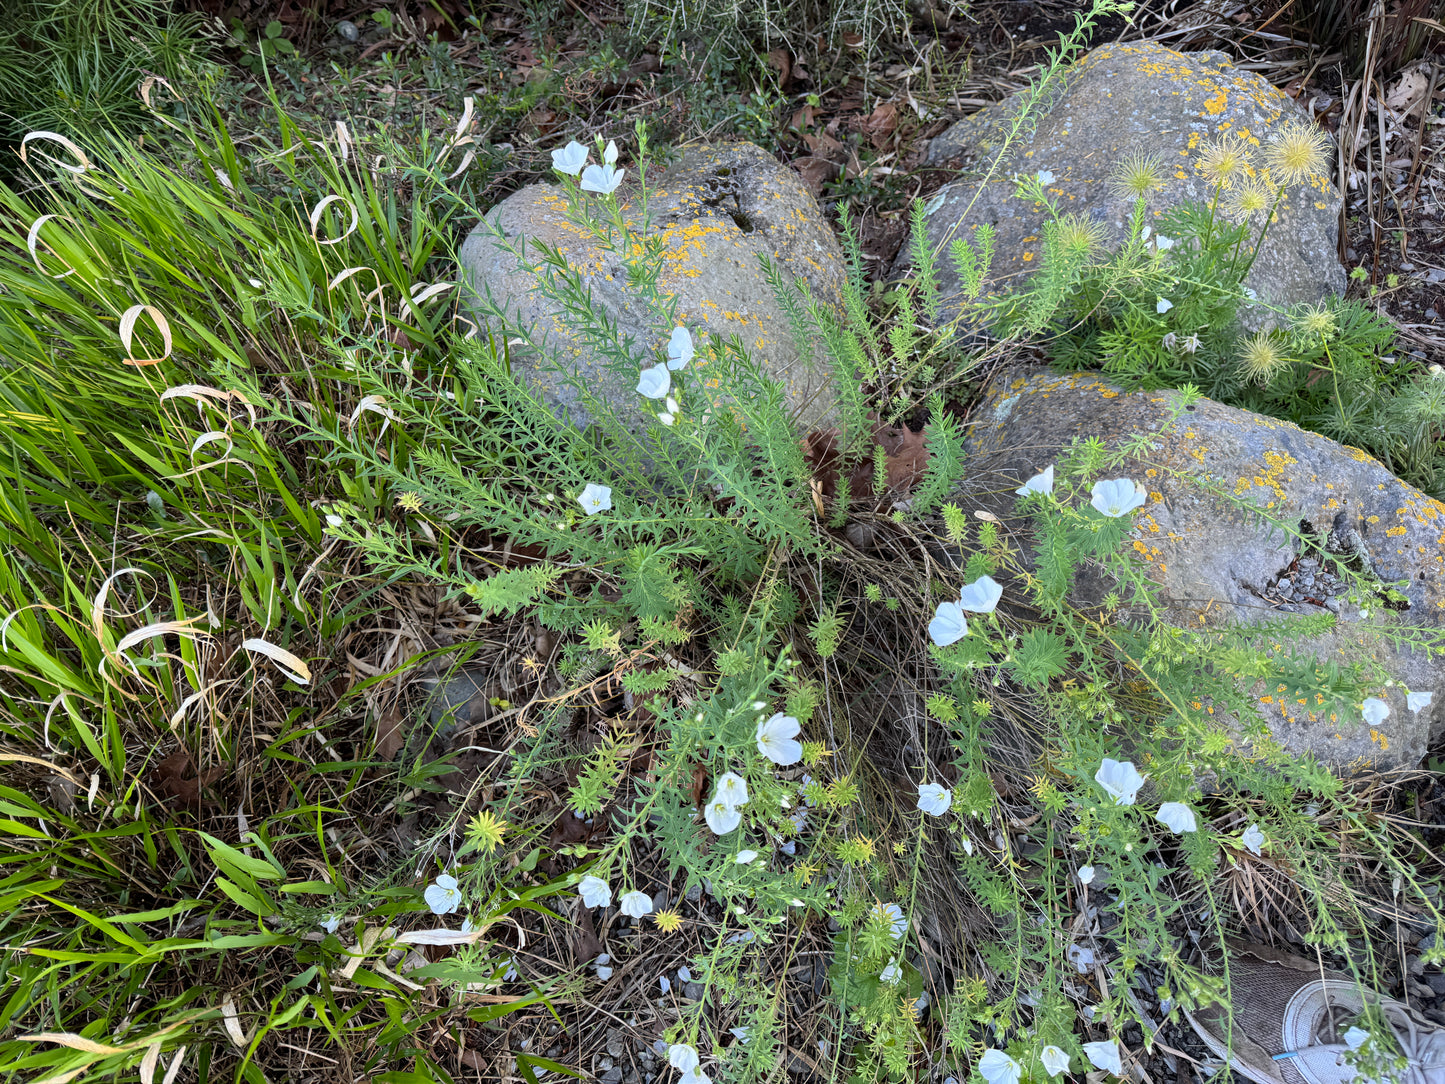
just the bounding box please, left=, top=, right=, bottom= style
left=1111, top=151, right=1166, bottom=200
left=1225, top=176, right=1276, bottom=224
left=1291, top=302, right=1337, bottom=341
left=1196, top=136, right=1253, bottom=184
left=1265, top=119, right=1330, bottom=185
left=1238, top=331, right=1290, bottom=385
left=1052, top=212, right=1108, bottom=259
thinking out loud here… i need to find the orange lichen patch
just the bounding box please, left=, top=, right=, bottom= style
left=1370, top=728, right=1389, bottom=750
left=1204, top=89, right=1228, bottom=114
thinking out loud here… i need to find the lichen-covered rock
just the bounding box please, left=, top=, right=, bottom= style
left=905, top=42, right=1345, bottom=330
left=459, top=142, right=843, bottom=432
left=967, top=367, right=1444, bottom=772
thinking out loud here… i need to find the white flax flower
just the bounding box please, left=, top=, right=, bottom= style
left=755, top=713, right=802, bottom=765
left=916, top=782, right=952, bottom=816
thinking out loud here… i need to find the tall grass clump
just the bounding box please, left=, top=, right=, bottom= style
left=0, top=0, right=209, bottom=174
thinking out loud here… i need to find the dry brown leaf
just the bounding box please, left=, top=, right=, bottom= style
left=151, top=750, right=222, bottom=810
left=766, top=47, right=791, bottom=86
left=791, top=157, right=839, bottom=197
left=376, top=701, right=405, bottom=760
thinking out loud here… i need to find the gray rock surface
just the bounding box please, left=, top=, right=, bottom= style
left=967, top=367, right=1444, bottom=771
left=460, top=142, right=843, bottom=433
left=906, top=41, right=1345, bottom=330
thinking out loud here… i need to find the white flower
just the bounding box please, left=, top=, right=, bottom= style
left=1344, top=1027, right=1371, bottom=1051
left=1141, top=226, right=1151, bottom=241
left=1157, top=297, right=1173, bottom=314
left=917, top=782, right=953, bottom=816
left=1362, top=697, right=1390, bottom=726
left=1078, top=865, right=1096, bottom=885
left=637, top=364, right=671, bottom=399
left=1016, top=465, right=1055, bottom=496
left=735, top=850, right=759, bottom=864
left=620, top=890, right=653, bottom=919
left=581, top=162, right=625, bottom=194
left=730, top=1027, right=750, bottom=1043
left=679, top=1070, right=710, bottom=1084
left=1240, top=823, right=1265, bottom=856
left=1040, top=1046, right=1070, bottom=1077
left=320, top=914, right=341, bottom=934
left=551, top=140, right=588, bottom=176
left=879, top=957, right=903, bottom=985
left=957, top=575, right=1003, bottom=614
left=756, top=712, right=802, bottom=765
left=659, top=396, right=679, bottom=426
left=960, top=836, right=974, bottom=856
left=425, top=873, right=462, bottom=915
left=713, top=771, right=749, bottom=808
left=1408, top=690, right=1434, bottom=713
left=461, top=916, right=477, bottom=934
left=1036, top=170, right=1055, bottom=185
left=928, top=600, right=969, bottom=647
left=578, top=875, right=612, bottom=909
left=603, top=139, right=619, bottom=165
left=669, top=1044, right=700, bottom=1073
left=1156, top=801, right=1197, bottom=834
left=873, top=901, right=907, bottom=939
left=577, top=482, right=612, bottom=516
left=1156, top=235, right=1175, bottom=251
left=667, top=326, right=694, bottom=370
left=594, top=952, right=613, bottom=981
left=1083, top=1040, right=1123, bottom=1076
left=1090, top=478, right=1148, bottom=518
left=704, top=796, right=743, bottom=835
left=1095, top=758, right=1145, bottom=805
left=979, top=1049, right=1023, bottom=1084
left=659, top=975, right=671, bottom=993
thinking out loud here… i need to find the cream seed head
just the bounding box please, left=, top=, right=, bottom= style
left=1110, top=151, right=1165, bottom=200
left=1224, top=176, right=1276, bottom=224
left=1238, top=331, right=1290, bottom=385
left=1265, top=119, right=1330, bottom=185
left=1196, top=136, right=1253, bottom=185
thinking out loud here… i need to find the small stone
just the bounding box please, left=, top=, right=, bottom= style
left=1421, top=933, right=1439, bottom=953
left=1409, top=955, right=1425, bottom=976
left=1299, top=574, right=1315, bottom=588
left=1427, top=308, right=1439, bottom=320
left=1400, top=262, right=1416, bottom=271
left=1278, top=578, right=1293, bottom=592
left=336, top=19, right=359, bottom=41
left=683, top=982, right=704, bottom=1000
left=1425, top=267, right=1445, bottom=283
left=1325, top=597, right=1342, bottom=614
left=599, top=1057, right=614, bottom=1071
left=685, top=882, right=703, bottom=903
left=1412, top=981, right=1435, bottom=999
left=602, top=1069, right=624, bottom=1084
left=1427, top=973, right=1445, bottom=996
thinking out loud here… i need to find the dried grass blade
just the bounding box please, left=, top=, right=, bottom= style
left=19, top=131, right=92, bottom=174
left=119, top=305, right=173, bottom=367
left=308, top=195, right=359, bottom=247
left=240, top=638, right=312, bottom=685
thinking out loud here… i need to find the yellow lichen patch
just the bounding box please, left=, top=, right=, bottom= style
left=1386, top=525, right=1407, bottom=537
left=1204, top=89, right=1228, bottom=114
left=1370, top=728, right=1389, bottom=750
